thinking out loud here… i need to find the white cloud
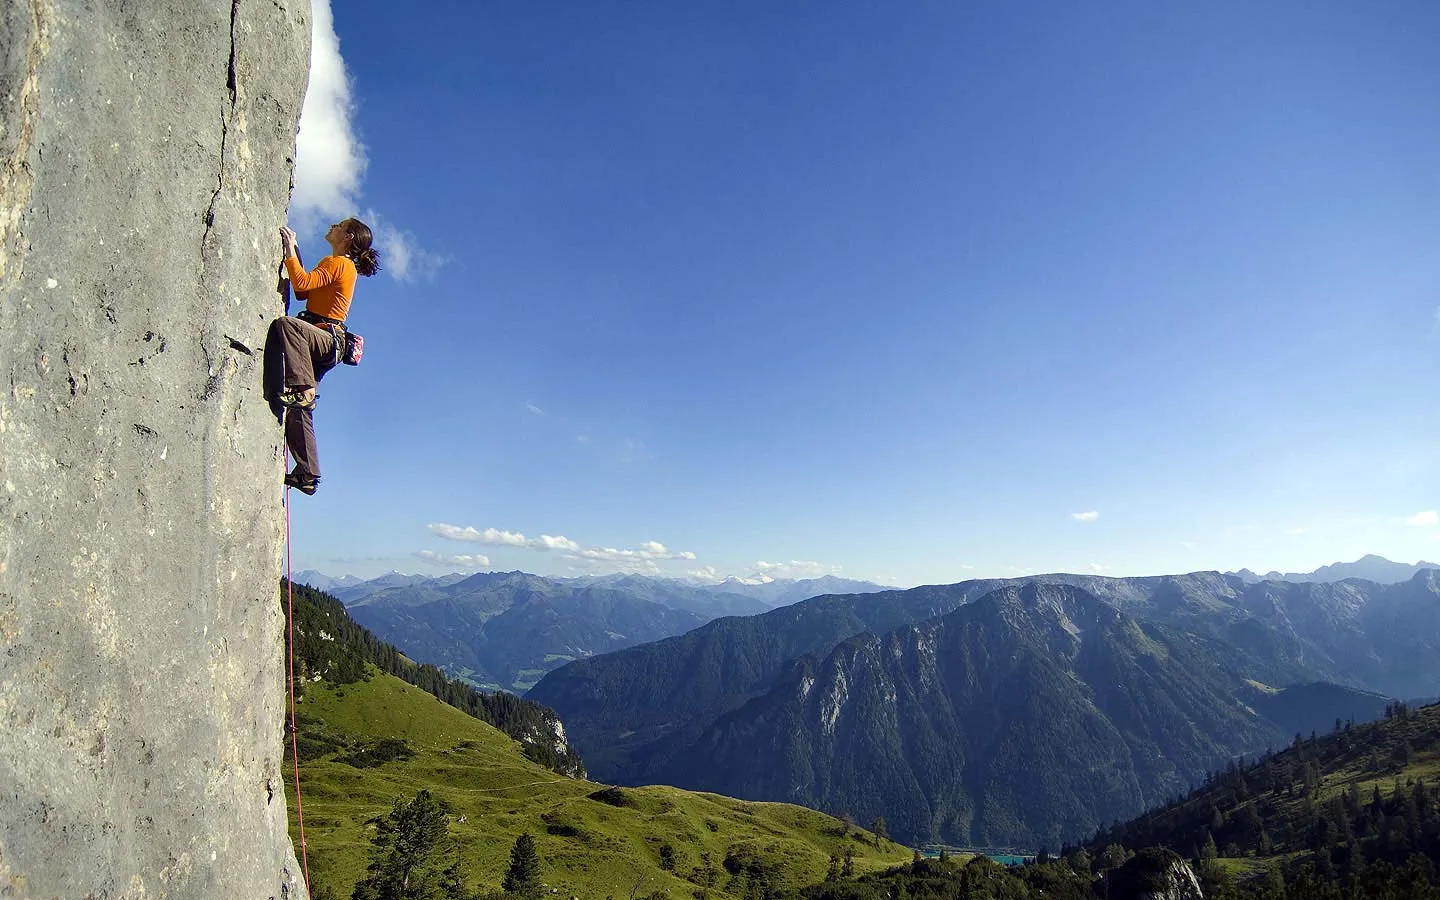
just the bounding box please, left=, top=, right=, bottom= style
left=1071, top=511, right=1100, bottom=523
left=1089, top=563, right=1110, bottom=573
left=688, top=566, right=721, bottom=582
left=748, top=560, right=841, bottom=580
left=1284, top=526, right=1309, bottom=536
left=1406, top=510, right=1439, bottom=527
left=428, top=524, right=529, bottom=546
left=576, top=541, right=695, bottom=563
left=291, top=0, right=363, bottom=224
left=533, top=534, right=582, bottom=552
left=415, top=550, right=490, bottom=568
left=526, top=404, right=546, bottom=416
left=428, top=523, right=694, bottom=572
left=365, top=210, right=450, bottom=282
left=290, top=0, right=443, bottom=282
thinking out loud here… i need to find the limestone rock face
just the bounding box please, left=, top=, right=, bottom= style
left=1105, top=848, right=1205, bottom=900
left=0, top=1, right=310, bottom=897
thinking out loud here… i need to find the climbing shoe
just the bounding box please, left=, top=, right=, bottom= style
left=277, top=387, right=317, bottom=410
left=284, top=472, right=319, bottom=495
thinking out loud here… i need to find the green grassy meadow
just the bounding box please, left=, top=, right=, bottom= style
left=287, top=669, right=912, bottom=899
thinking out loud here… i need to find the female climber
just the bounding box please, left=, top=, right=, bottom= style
left=263, top=217, right=381, bottom=495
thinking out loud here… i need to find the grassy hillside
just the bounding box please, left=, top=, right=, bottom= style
left=284, top=579, right=585, bottom=776
left=287, top=666, right=912, bottom=899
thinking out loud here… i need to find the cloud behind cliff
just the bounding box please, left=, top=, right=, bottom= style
left=291, top=0, right=442, bottom=281
left=291, top=0, right=363, bottom=222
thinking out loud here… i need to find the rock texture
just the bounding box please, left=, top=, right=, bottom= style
left=1104, top=848, right=1204, bottom=900
left=0, top=1, right=310, bottom=897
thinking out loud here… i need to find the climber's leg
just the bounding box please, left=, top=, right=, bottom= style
left=266, top=317, right=335, bottom=491
left=266, top=316, right=336, bottom=422
left=263, top=318, right=289, bottom=421
left=285, top=405, right=321, bottom=484
left=266, top=317, right=335, bottom=390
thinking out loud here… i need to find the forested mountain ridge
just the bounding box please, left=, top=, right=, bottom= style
left=794, top=706, right=1440, bottom=898
left=284, top=579, right=585, bottom=775
left=526, top=579, right=1014, bottom=773
left=530, top=574, right=1434, bottom=847
left=636, top=583, right=1387, bottom=847
left=530, top=571, right=1438, bottom=784
left=1080, top=701, right=1440, bottom=897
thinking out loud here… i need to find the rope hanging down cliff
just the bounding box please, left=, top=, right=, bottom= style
left=284, top=464, right=313, bottom=894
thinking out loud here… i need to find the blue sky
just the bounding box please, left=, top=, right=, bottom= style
left=286, top=1, right=1440, bottom=586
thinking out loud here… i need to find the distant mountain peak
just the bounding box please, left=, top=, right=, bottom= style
left=1227, top=554, right=1439, bottom=585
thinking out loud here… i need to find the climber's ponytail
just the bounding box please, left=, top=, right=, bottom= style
left=352, top=246, right=382, bottom=278
left=341, top=217, right=382, bottom=277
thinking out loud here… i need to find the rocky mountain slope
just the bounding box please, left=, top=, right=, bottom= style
left=648, top=583, right=1385, bottom=847
left=531, top=572, right=1435, bottom=846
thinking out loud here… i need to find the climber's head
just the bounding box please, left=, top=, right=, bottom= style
left=327, top=217, right=382, bottom=277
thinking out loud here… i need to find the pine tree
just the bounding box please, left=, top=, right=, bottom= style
left=351, top=790, right=460, bottom=900
left=1202, top=831, right=1218, bottom=862
left=1100, top=842, right=1128, bottom=872
left=870, top=815, right=888, bottom=845
left=504, top=833, right=542, bottom=897
left=437, top=862, right=471, bottom=900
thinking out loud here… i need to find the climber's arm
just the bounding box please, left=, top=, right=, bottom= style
left=283, top=254, right=345, bottom=293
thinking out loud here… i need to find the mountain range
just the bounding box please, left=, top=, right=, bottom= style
left=530, top=570, right=1440, bottom=847
left=292, top=569, right=890, bottom=691
left=1228, top=553, right=1439, bottom=585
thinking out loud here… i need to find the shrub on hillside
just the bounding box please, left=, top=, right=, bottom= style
left=337, top=737, right=415, bottom=769
left=588, top=786, right=638, bottom=808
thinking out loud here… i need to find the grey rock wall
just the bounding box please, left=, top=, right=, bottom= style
left=0, top=1, right=311, bottom=897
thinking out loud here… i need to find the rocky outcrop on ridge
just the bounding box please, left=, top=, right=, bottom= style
left=1104, top=848, right=1205, bottom=900
left=0, top=1, right=310, bottom=896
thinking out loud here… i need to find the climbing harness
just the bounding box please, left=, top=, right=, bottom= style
left=283, top=450, right=313, bottom=894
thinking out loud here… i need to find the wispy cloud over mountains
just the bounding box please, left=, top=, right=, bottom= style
left=426, top=522, right=695, bottom=574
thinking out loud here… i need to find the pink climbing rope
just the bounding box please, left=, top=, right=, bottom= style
left=283, top=448, right=313, bottom=894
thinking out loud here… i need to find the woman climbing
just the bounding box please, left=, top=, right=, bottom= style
left=264, top=217, right=381, bottom=495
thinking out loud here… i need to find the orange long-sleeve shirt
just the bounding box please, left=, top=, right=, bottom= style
left=285, top=254, right=357, bottom=323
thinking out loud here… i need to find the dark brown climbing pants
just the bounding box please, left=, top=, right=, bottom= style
left=264, top=316, right=337, bottom=481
